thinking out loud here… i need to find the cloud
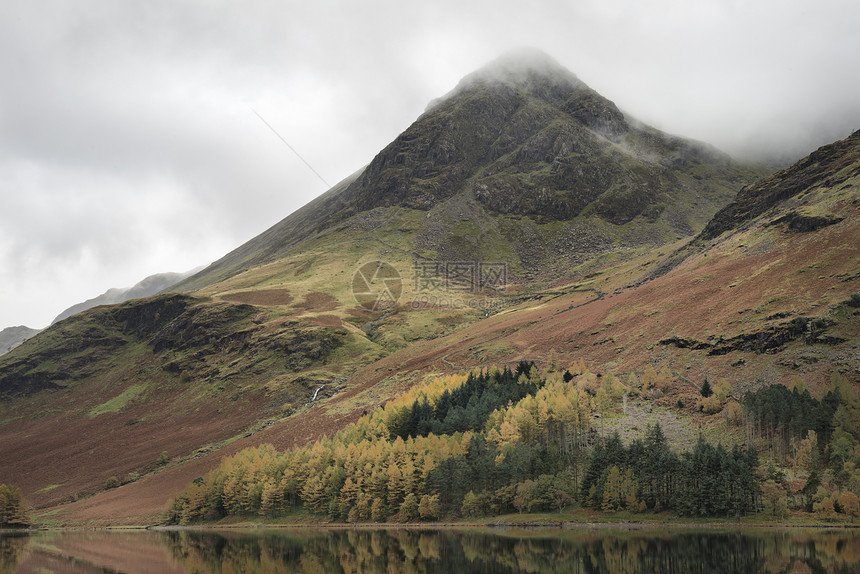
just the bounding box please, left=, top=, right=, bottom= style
left=1, top=0, right=858, bottom=327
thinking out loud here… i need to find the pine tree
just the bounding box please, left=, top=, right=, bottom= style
left=370, top=497, right=387, bottom=522
left=259, top=478, right=282, bottom=517
left=301, top=475, right=326, bottom=513
left=622, top=468, right=638, bottom=510
left=700, top=378, right=713, bottom=398
left=601, top=466, right=623, bottom=511
left=0, top=484, right=29, bottom=527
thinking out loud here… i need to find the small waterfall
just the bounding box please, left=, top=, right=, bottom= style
left=311, top=386, right=323, bottom=402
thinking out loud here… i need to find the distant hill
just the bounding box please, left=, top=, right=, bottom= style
left=51, top=270, right=198, bottom=325
left=0, top=326, right=41, bottom=356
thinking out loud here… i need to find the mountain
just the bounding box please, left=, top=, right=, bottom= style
left=178, top=49, right=762, bottom=292
left=51, top=270, right=199, bottom=325
left=5, top=51, right=856, bottom=527
left=0, top=326, right=41, bottom=356
left=643, top=128, right=860, bottom=282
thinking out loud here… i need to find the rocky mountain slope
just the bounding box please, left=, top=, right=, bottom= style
left=2, top=52, right=856, bottom=526
left=178, top=49, right=762, bottom=292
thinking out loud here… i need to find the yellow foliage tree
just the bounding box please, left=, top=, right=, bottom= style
left=641, top=364, right=658, bottom=393
left=838, top=491, right=860, bottom=518
left=0, top=484, right=30, bottom=528
left=602, top=466, right=624, bottom=511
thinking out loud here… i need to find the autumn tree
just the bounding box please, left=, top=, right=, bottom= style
left=641, top=364, right=657, bottom=395
left=838, top=491, right=860, bottom=518
left=399, top=493, right=419, bottom=522
left=0, top=484, right=29, bottom=528
left=601, top=466, right=624, bottom=511
left=760, top=480, right=788, bottom=518
left=418, top=494, right=440, bottom=520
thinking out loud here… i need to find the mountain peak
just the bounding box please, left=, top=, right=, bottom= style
left=452, top=47, right=584, bottom=95
left=180, top=49, right=763, bottom=290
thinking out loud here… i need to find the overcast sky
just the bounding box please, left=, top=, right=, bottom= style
left=2, top=0, right=859, bottom=329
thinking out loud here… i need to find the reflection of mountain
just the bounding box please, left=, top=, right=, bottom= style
left=5, top=531, right=181, bottom=574
left=51, top=269, right=198, bottom=324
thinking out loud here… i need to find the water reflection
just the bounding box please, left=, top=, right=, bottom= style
left=1, top=527, right=858, bottom=573
left=0, top=533, right=28, bottom=574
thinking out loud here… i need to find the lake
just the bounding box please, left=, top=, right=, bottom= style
left=1, top=526, right=858, bottom=573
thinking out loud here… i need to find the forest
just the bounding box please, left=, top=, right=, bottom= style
left=165, top=362, right=860, bottom=524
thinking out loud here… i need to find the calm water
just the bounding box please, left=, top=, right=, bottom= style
left=1, top=526, right=859, bottom=573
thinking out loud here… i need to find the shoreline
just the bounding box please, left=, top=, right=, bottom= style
left=148, top=520, right=860, bottom=532
left=16, top=511, right=860, bottom=532
left=17, top=521, right=856, bottom=533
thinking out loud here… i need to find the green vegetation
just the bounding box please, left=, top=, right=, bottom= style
left=581, top=426, right=757, bottom=516
left=740, top=372, right=860, bottom=519
left=166, top=362, right=760, bottom=524
left=0, top=483, right=30, bottom=528
left=89, top=383, right=147, bottom=417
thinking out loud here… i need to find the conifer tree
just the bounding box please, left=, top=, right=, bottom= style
left=601, top=466, right=623, bottom=511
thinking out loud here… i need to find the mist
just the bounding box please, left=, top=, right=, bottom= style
left=1, top=0, right=858, bottom=328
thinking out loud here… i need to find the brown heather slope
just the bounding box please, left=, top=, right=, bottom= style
left=46, top=131, right=860, bottom=526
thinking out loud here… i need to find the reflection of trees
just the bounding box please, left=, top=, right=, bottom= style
left=0, top=534, right=28, bottom=574
left=162, top=528, right=860, bottom=574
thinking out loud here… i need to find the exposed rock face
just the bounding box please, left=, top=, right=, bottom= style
left=345, top=49, right=743, bottom=225
left=0, top=293, right=348, bottom=399
left=768, top=212, right=844, bottom=232
left=700, top=129, right=860, bottom=241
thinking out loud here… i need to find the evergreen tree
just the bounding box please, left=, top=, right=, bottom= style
left=399, top=493, right=419, bottom=521
left=0, top=484, right=29, bottom=528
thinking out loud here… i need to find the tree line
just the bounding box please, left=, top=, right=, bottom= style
left=581, top=425, right=758, bottom=516
left=742, top=373, right=860, bottom=519
left=166, top=362, right=761, bottom=524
